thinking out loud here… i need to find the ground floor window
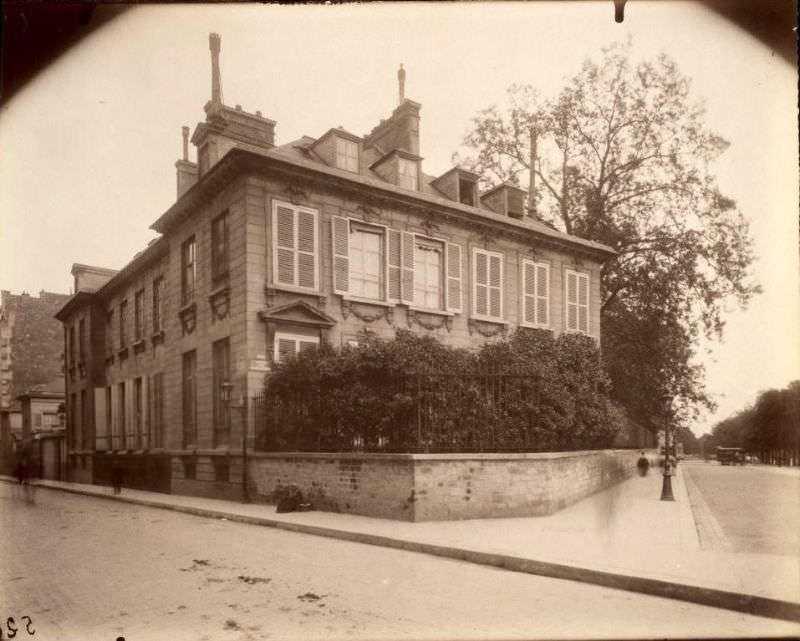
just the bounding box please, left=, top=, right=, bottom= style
left=274, top=332, right=320, bottom=363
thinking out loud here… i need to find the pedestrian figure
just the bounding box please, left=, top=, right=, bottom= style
left=111, top=457, right=123, bottom=495
left=17, top=455, right=35, bottom=503
left=636, top=451, right=650, bottom=477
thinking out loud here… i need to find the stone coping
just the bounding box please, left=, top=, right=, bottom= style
left=247, top=449, right=640, bottom=462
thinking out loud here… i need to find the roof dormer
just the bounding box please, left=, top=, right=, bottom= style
left=310, top=128, right=363, bottom=174
left=432, top=167, right=480, bottom=207
left=480, top=183, right=527, bottom=219
left=370, top=149, right=422, bottom=191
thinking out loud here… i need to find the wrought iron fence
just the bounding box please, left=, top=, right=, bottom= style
left=252, top=372, right=558, bottom=454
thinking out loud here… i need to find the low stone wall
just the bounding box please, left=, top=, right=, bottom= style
left=247, top=449, right=640, bottom=521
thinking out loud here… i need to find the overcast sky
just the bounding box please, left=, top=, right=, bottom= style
left=0, top=2, right=797, bottom=435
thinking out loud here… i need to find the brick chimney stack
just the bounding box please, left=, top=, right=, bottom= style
left=176, top=125, right=198, bottom=198
left=209, top=32, right=223, bottom=113
left=397, top=64, right=405, bottom=105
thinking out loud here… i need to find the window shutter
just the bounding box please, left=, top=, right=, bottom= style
left=297, top=210, right=316, bottom=289
left=332, top=217, right=350, bottom=294
left=142, top=376, right=150, bottom=450
left=578, top=274, right=589, bottom=333
left=489, top=254, right=502, bottom=319
left=274, top=204, right=296, bottom=286
left=400, top=231, right=415, bottom=304
left=110, top=384, right=118, bottom=450
left=277, top=338, right=296, bottom=362
left=298, top=339, right=319, bottom=353
left=536, top=263, right=549, bottom=326
left=387, top=229, right=402, bottom=301
left=126, top=379, right=134, bottom=450
left=523, top=261, right=536, bottom=325
left=446, top=243, right=463, bottom=313
left=94, top=388, right=107, bottom=451
left=473, top=249, right=488, bottom=317
left=566, top=271, right=578, bottom=331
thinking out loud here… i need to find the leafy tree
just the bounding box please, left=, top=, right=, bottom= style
left=455, top=40, right=759, bottom=431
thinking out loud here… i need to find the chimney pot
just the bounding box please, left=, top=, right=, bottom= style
left=235, top=104, right=242, bottom=110
left=256, top=110, right=262, bottom=117
left=209, top=32, right=223, bottom=110
left=397, top=64, right=406, bottom=105
left=182, top=126, right=190, bottom=161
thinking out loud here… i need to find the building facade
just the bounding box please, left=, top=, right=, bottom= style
left=56, top=34, right=615, bottom=499
left=17, top=378, right=65, bottom=479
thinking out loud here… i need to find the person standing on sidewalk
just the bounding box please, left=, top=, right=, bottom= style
left=110, top=457, right=123, bottom=495
left=636, top=451, right=650, bottom=476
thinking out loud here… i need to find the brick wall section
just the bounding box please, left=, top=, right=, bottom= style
left=247, top=449, right=639, bottom=521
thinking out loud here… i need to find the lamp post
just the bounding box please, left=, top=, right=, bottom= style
left=221, top=381, right=249, bottom=503
left=660, top=392, right=675, bottom=501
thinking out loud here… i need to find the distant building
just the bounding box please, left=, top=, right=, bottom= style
left=0, top=289, right=70, bottom=473
left=17, top=377, right=65, bottom=479
left=55, top=34, right=615, bottom=499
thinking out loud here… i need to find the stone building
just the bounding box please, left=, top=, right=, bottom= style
left=17, top=377, right=65, bottom=479
left=0, top=289, right=70, bottom=473
left=55, top=34, right=615, bottom=500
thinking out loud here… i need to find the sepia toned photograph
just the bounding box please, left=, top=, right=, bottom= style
left=0, top=1, right=798, bottom=639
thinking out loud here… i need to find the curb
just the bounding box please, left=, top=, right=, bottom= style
left=8, top=478, right=800, bottom=624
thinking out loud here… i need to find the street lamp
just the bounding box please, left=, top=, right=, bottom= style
left=221, top=380, right=249, bottom=503
left=660, top=392, right=675, bottom=501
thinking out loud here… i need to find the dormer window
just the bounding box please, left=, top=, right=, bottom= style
left=458, top=177, right=477, bottom=206
left=398, top=157, right=419, bottom=191
left=335, top=137, right=359, bottom=173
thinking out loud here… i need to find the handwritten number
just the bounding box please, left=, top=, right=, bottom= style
left=6, top=618, right=16, bottom=639
left=21, top=618, right=33, bottom=636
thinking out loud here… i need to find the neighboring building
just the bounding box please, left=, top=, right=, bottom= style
left=55, top=34, right=615, bottom=499
left=17, top=377, right=66, bottom=479
left=0, top=290, right=70, bottom=408
left=0, top=289, right=70, bottom=474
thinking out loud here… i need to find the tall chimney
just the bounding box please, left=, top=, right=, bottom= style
left=528, top=126, right=538, bottom=218
left=397, top=64, right=405, bottom=105
left=209, top=32, right=222, bottom=111
left=181, top=126, right=189, bottom=161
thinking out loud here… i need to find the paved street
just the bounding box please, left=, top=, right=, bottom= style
left=683, top=461, right=800, bottom=556
left=2, top=484, right=797, bottom=640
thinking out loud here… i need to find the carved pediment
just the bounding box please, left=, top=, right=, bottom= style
left=258, top=300, right=336, bottom=328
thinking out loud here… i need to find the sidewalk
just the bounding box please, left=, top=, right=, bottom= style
left=7, top=464, right=800, bottom=623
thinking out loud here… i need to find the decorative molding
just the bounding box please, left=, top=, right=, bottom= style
left=342, top=298, right=393, bottom=324
left=407, top=309, right=452, bottom=332
left=132, top=339, right=146, bottom=355
left=209, top=286, right=230, bottom=321
left=468, top=318, right=508, bottom=338
left=419, top=213, right=440, bottom=236
left=179, top=303, right=197, bottom=336
left=285, top=183, right=308, bottom=205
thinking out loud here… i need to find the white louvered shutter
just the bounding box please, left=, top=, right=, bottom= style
left=473, top=249, right=488, bottom=317
left=566, top=271, right=578, bottom=331
left=277, top=338, right=296, bottom=362
left=297, top=210, right=316, bottom=289
left=298, top=339, right=319, bottom=353
left=523, top=261, right=536, bottom=325
left=577, top=273, right=589, bottom=333
left=94, top=388, right=107, bottom=451
left=387, top=229, right=402, bottom=301
left=446, top=243, right=463, bottom=313
left=488, top=254, right=502, bottom=319
left=400, top=231, right=415, bottom=304
left=274, top=204, right=296, bottom=286
left=332, top=217, right=350, bottom=294
left=536, top=263, right=550, bottom=326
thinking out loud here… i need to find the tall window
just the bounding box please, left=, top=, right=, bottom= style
left=68, top=325, right=76, bottom=368
left=272, top=201, right=318, bottom=291
left=152, top=277, right=164, bottom=334
left=181, top=236, right=197, bottom=305
left=211, top=211, right=230, bottom=285
left=118, top=381, right=126, bottom=449
left=78, top=318, right=86, bottom=363
left=69, top=392, right=77, bottom=449
left=134, top=377, right=143, bottom=449
left=134, top=290, right=145, bottom=342
left=274, top=333, right=320, bottom=363
left=472, top=248, right=504, bottom=321
left=106, top=310, right=114, bottom=355
left=521, top=260, right=550, bottom=328
left=398, top=158, right=419, bottom=190
left=119, top=300, right=128, bottom=348
left=150, top=373, right=164, bottom=449
left=81, top=389, right=90, bottom=450
left=182, top=350, right=197, bottom=448
left=414, top=238, right=444, bottom=310
left=349, top=223, right=383, bottom=299
left=565, top=269, right=590, bottom=334
left=105, top=386, right=112, bottom=450
left=212, top=338, right=231, bottom=447
left=335, top=137, right=359, bottom=172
